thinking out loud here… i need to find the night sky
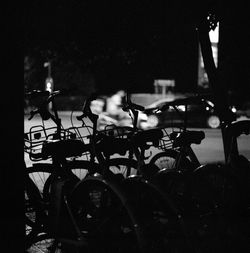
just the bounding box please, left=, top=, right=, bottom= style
left=24, top=1, right=250, bottom=100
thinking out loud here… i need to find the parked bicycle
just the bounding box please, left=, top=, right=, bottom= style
left=67, top=92, right=195, bottom=253
left=24, top=90, right=149, bottom=253
left=147, top=95, right=249, bottom=252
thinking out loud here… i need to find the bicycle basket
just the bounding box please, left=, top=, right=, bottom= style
left=64, top=125, right=93, bottom=160
left=64, top=125, right=93, bottom=143
left=157, top=127, right=175, bottom=151
left=99, top=124, right=134, bottom=139
left=24, top=125, right=68, bottom=161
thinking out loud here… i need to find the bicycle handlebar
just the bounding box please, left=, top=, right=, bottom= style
left=76, top=93, right=99, bottom=123
left=25, top=90, right=50, bottom=99
left=121, top=90, right=145, bottom=112
left=26, top=90, right=61, bottom=121
left=225, top=120, right=250, bottom=138
left=122, top=101, right=145, bottom=112
left=28, top=109, right=39, bottom=120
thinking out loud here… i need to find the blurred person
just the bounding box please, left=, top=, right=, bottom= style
left=98, top=90, right=132, bottom=130
left=106, top=90, right=126, bottom=117
left=90, top=98, right=105, bottom=115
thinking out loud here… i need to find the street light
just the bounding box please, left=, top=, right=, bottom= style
left=45, top=77, right=54, bottom=93
left=44, top=61, right=54, bottom=93
left=44, top=61, right=54, bottom=110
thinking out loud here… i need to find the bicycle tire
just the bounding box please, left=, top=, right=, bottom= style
left=124, top=175, right=194, bottom=253
left=25, top=174, right=45, bottom=237
left=25, top=232, right=86, bottom=253
left=69, top=175, right=147, bottom=253
left=25, top=161, right=100, bottom=235
left=25, top=161, right=101, bottom=253
left=152, top=166, right=227, bottom=253
left=26, top=163, right=53, bottom=195
left=149, top=149, right=193, bottom=172
left=180, top=164, right=241, bottom=253
left=26, top=161, right=100, bottom=198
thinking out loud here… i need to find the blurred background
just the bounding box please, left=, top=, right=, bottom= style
left=24, top=0, right=250, bottom=116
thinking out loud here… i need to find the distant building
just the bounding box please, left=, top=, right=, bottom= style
left=153, top=79, right=175, bottom=95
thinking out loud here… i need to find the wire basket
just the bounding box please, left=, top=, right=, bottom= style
left=98, top=124, right=135, bottom=139
left=24, top=125, right=69, bottom=161
left=64, top=125, right=93, bottom=143
left=157, top=127, right=175, bottom=151
left=63, top=125, right=93, bottom=160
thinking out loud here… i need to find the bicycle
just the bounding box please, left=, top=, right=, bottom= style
left=52, top=91, right=193, bottom=253
left=185, top=119, right=250, bottom=253
left=113, top=94, right=249, bottom=253
left=140, top=95, right=243, bottom=252
left=24, top=90, right=103, bottom=198
left=218, top=120, right=250, bottom=252
left=25, top=91, right=92, bottom=250
left=69, top=136, right=195, bottom=253
left=25, top=90, right=220, bottom=252
left=148, top=95, right=208, bottom=172
left=25, top=90, right=149, bottom=253
left=91, top=93, right=203, bottom=179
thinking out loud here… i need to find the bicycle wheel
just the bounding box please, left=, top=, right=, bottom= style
left=69, top=176, right=146, bottom=253
left=26, top=161, right=100, bottom=199
left=25, top=173, right=45, bottom=237
left=124, top=175, right=194, bottom=253
left=149, top=149, right=193, bottom=172
left=188, top=164, right=248, bottom=253
left=26, top=163, right=54, bottom=196
left=25, top=232, right=85, bottom=253
left=25, top=161, right=100, bottom=239
left=152, top=165, right=224, bottom=253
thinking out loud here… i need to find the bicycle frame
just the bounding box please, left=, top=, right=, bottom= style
left=25, top=90, right=90, bottom=249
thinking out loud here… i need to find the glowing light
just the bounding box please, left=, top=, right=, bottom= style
left=177, top=105, right=186, bottom=111
left=209, top=23, right=219, bottom=43
left=45, top=77, right=53, bottom=93
left=147, top=115, right=159, bottom=127
left=231, top=106, right=237, bottom=113
left=46, top=82, right=52, bottom=92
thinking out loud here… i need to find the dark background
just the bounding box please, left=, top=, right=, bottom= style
left=23, top=0, right=250, bottom=103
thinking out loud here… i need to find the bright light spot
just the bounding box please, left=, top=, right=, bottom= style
left=209, top=23, right=219, bottom=43
left=177, top=105, right=185, bottom=111
left=147, top=115, right=159, bottom=127
left=231, top=106, right=237, bottom=113
left=46, top=82, right=52, bottom=93
left=45, top=77, right=53, bottom=93
left=138, top=112, right=148, bottom=121
left=90, top=99, right=105, bottom=114
left=206, top=100, right=214, bottom=107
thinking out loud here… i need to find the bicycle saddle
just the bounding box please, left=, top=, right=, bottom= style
left=173, top=130, right=205, bottom=147
left=225, top=120, right=250, bottom=138
left=132, top=128, right=164, bottom=149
